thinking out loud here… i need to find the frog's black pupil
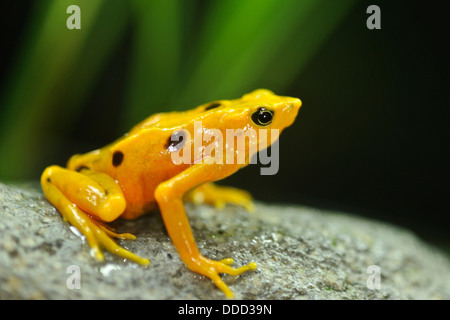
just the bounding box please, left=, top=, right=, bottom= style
left=259, top=112, right=271, bottom=123
left=252, top=107, right=273, bottom=126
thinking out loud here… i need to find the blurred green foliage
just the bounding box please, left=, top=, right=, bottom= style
left=0, top=0, right=355, bottom=181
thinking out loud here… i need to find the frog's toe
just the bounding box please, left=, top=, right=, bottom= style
left=212, top=199, right=226, bottom=210
left=216, top=189, right=255, bottom=213
left=237, top=198, right=255, bottom=213
left=195, top=257, right=258, bottom=298
left=220, top=258, right=235, bottom=265
left=94, top=221, right=137, bottom=240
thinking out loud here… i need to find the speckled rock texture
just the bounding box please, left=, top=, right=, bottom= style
left=1, top=182, right=449, bottom=299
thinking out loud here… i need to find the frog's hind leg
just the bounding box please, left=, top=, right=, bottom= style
left=41, top=165, right=150, bottom=265
left=185, top=182, right=255, bottom=212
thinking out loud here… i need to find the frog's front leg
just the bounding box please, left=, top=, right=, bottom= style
left=154, top=162, right=257, bottom=298
left=185, top=182, right=255, bottom=212
left=41, top=165, right=150, bottom=265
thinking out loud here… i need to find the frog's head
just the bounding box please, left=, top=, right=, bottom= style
left=197, top=89, right=301, bottom=164
left=201, top=89, right=301, bottom=133
left=239, top=89, right=301, bottom=131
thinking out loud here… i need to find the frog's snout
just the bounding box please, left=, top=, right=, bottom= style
left=282, top=98, right=301, bottom=114
left=280, top=97, right=301, bottom=127
left=290, top=98, right=302, bottom=110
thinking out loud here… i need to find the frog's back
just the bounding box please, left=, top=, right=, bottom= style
left=110, top=127, right=192, bottom=218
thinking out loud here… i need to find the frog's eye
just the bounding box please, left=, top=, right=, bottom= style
left=251, top=107, right=274, bottom=126
left=167, top=130, right=187, bottom=152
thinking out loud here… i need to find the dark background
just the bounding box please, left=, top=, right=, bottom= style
left=1, top=1, right=449, bottom=251
left=233, top=1, right=450, bottom=250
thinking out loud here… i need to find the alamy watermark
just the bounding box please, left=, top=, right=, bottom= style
left=366, top=265, right=381, bottom=290
left=367, top=5, right=381, bottom=30
left=67, top=4, right=381, bottom=31
left=66, top=265, right=81, bottom=289
left=66, top=5, right=81, bottom=30
left=168, top=121, right=280, bottom=175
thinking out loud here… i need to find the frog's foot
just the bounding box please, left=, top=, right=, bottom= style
left=76, top=210, right=150, bottom=266
left=186, top=182, right=255, bottom=212
left=41, top=165, right=150, bottom=266
left=191, top=256, right=257, bottom=298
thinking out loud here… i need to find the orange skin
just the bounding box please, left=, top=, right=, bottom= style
left=41, top=89, right=301, bottom=297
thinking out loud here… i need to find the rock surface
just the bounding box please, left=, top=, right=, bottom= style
left=1, top=182, right=449, bottom=300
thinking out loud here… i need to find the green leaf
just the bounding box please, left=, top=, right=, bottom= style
left=122, top=0, right=183, bottom=130
left=0, top=0, right=129, bottom=180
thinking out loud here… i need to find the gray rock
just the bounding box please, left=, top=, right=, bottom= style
left=0, top=182, right=449, bottom=299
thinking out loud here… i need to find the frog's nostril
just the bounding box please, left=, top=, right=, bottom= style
left=283, top=103, right=296, bottom=112
left=284, top=98, right=301, bottom=112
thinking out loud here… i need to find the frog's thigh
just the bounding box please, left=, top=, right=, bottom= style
left=186, top=182, right=255, bottom=212
left=42, top=165, right=125, bottom=222
left=41, top=165, right=149, bottom=265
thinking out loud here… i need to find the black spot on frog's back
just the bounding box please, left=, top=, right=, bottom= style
left=166, top=130, right=186, bottom=152
left=112, top=151, right=124, bottom=167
